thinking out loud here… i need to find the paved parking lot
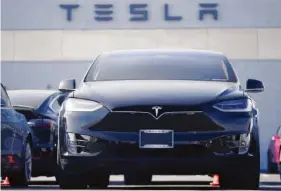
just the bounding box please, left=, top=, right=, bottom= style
left=2, top=174, right=281, bottom=190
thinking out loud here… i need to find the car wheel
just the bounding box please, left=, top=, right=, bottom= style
left=52, top=147, right=61, bottom=184
left=220, top=136, right=260, bottom=190
left=220, top=160, right=259, bottom=190
left=56, top=150, right=87, bottom=189
left=56, top=158, right=87, bottom=189
left=267, top=151, right=276, bottom=173
left=58, top=172, right=88, bottom=189
left=88, top=171, right=110, bottom=189
left=124, top=173, right=152, bottom=185
left=53, top=164, right=61, bottom=184
left=9, top=141, right=32, bottom=187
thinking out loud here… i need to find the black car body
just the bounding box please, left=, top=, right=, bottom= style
left=57, top=49, right=264, bottom=190
left=7, top=89, right=68, bottom=178
left=1, top=84, right=34, bottom=187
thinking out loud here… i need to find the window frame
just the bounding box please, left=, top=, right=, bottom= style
left=48, top=94, right=67, bottom=114
left=1, top=84, right=12, bottom=108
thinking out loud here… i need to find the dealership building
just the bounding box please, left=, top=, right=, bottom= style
left=1, top=0, right=281, bottom=171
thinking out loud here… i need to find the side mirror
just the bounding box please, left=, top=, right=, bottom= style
left=245, top=79, right=264, bottom=93
left=58, top=79, right=76, bottom=92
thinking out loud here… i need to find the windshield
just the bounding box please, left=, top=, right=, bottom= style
left=85, top=54, right=237, bottom=82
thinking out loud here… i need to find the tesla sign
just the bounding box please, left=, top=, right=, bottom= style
left=59, top=3, right=219, bottom=22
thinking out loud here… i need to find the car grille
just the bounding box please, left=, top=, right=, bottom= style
left=90, top=111, right=223, bottom=132
left=75, top=134, right=235, bottom=156
left=80, top=139, right=212, bottom=158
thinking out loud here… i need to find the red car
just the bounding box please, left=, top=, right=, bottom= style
left=267, top=126, right=281, bottom=173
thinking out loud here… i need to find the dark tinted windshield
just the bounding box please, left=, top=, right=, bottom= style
left=85, top=54, right=237, bottom=82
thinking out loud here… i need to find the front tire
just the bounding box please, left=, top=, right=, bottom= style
left=57, top=171, right=88, bottom=189
left=9, top=142, right=32, bottom=187
left=88, top=171, right=110, bottom=189
left=267, top=151, right=277, bottom=173
left=56, top=149, right=87, bottom=189
left=220, top=158, right=260, bottom=190
left=124, top=173, right=152, bottom=185
left=220, top=133, right=260, bottom=190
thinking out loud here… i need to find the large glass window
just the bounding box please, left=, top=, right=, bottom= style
left=85, top=54, right=237, bottom=82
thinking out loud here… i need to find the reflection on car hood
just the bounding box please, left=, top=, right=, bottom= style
left=73, top=80, right=243, bottom=110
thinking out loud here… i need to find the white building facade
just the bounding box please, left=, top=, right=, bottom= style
left=1, top=0, right=281, bottom=171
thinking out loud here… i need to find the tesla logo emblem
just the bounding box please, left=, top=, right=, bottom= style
left=152, top=106, right=162, bottom=117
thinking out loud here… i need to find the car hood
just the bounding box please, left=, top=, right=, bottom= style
left=73, top=81, right=243, bottom=110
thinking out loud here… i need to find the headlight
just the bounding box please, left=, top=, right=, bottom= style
left=64, top=98, right=103, bottom=112
left=213, top=99, right=252, bottom=112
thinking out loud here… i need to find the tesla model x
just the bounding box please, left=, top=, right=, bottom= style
left=56, top=49, right=264, bottom=190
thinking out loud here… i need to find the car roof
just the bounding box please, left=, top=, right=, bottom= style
left=101, top=49, right=225, bottom=58
left=7, top=89, right=59, bottom=109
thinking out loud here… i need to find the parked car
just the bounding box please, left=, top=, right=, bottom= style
left=267, top=126, right=281, bottom=173
left=56, top=49, right=263, bottom=190
left=1, top=84, right=34, bottom=187
left=7, top=89, right=69, bottom=179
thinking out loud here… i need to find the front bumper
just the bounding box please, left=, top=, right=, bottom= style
left=60, top=154, right=256, bottom=176
left=58, top=106, right=256, bottom=176
left=59, top=131, right=255, bottom=175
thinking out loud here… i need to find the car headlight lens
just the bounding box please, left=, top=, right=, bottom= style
left=65, top=133, right=77, bottom=154
left=64, top=98, right=103, bottom=112
left=238, top=133, right=251, bottom=154
left=213, top=99, right=252, bottom=112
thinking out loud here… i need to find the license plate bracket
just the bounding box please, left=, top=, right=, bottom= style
left=139, top=129, right=174, bottom=149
